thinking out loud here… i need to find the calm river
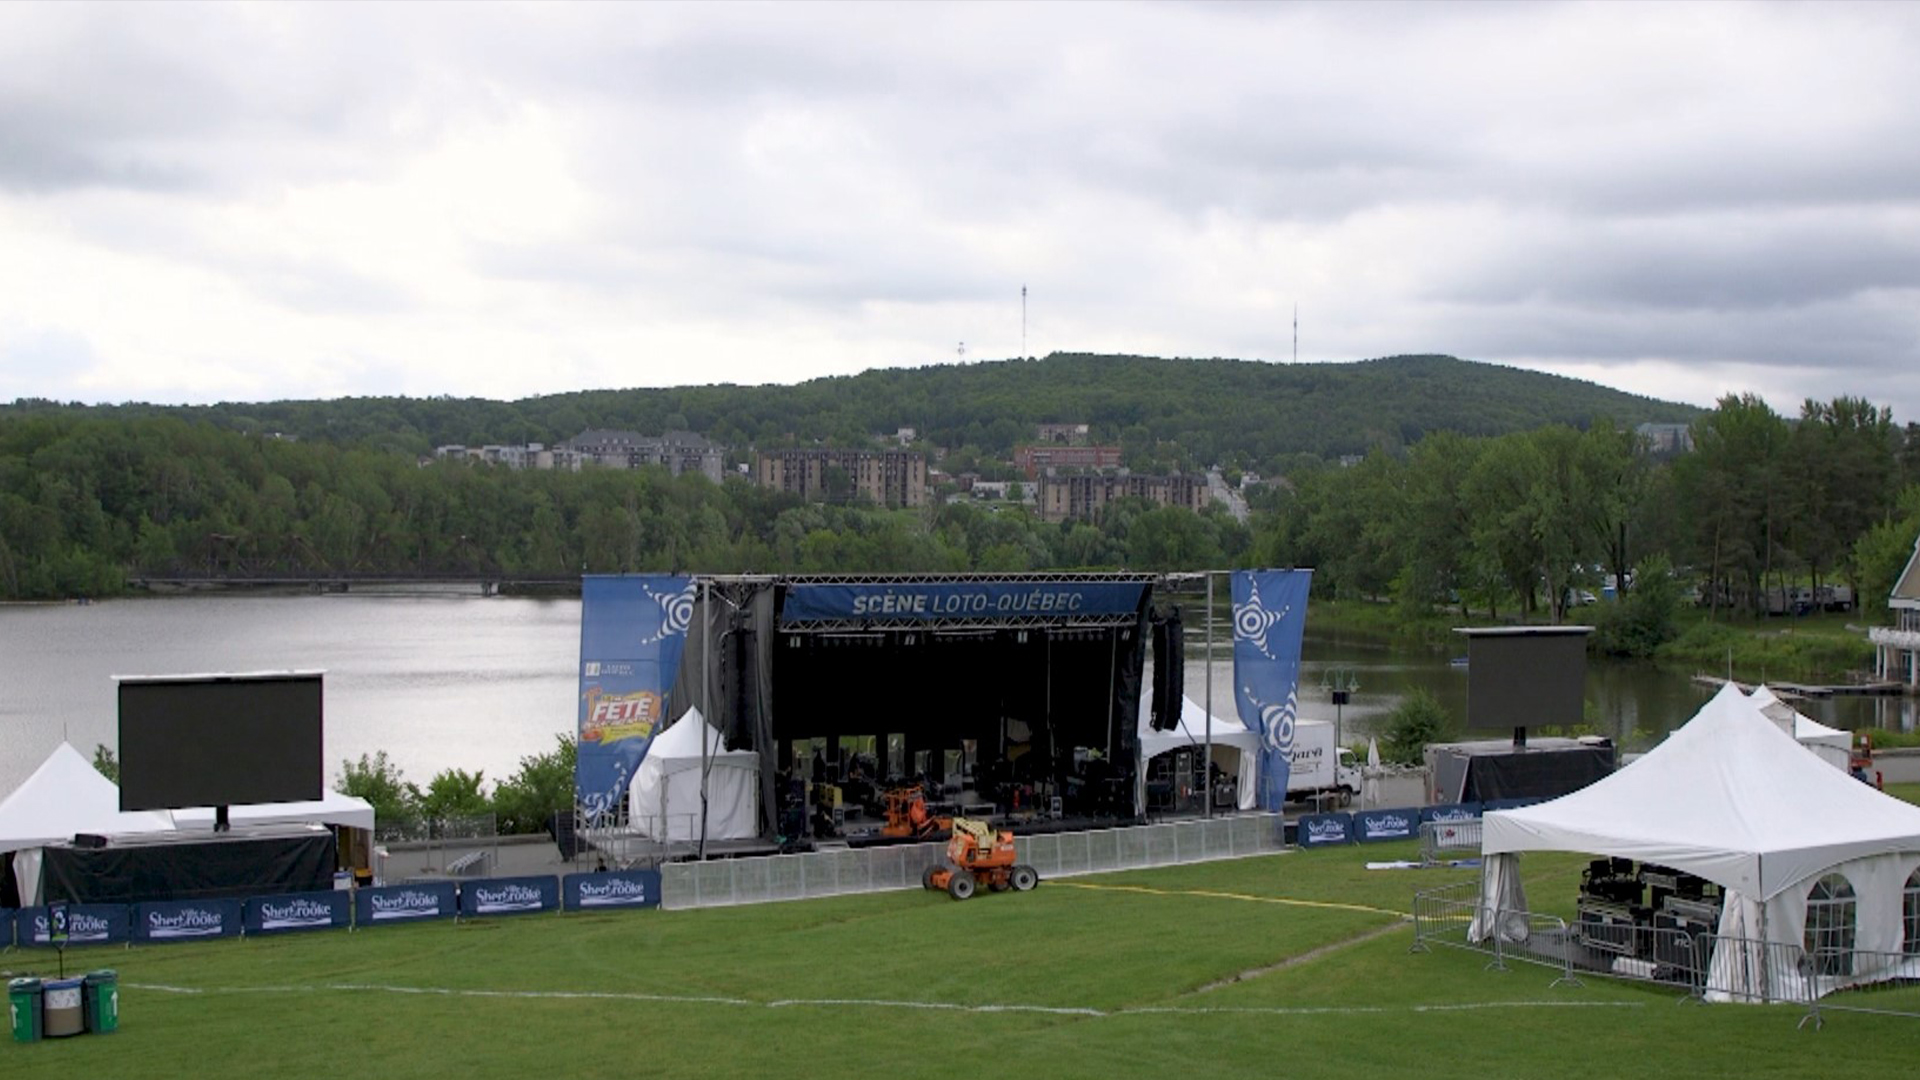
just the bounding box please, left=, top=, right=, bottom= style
left=3, top=594, right=1914, bottom=795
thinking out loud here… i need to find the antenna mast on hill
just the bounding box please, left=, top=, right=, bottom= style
left=1022, top=285, right=1028, bottom=358
left=1293, top=303, right=1298, bottom=364
left=957, top=341, right=966, bottom=362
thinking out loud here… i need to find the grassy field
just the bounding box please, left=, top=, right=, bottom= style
left=6, top=843, right=1910, bottom=1079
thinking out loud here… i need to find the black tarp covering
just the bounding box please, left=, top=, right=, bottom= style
left=1459, top=743, right=1615, bottom=802
left=40, top=827, right=336, bottom=904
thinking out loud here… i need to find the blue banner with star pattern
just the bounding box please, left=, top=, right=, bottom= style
left=576, top=574, right=696, bottom=821
left=1230, top=570, right=1313, bottom=811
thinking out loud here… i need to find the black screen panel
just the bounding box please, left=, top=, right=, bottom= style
left=118, top=674, right=324, bottom=811
left=1462, top=630, right=1588, bottom=732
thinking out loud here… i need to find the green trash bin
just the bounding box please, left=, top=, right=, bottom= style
left=83, top=971, right=118, bottom=1034
left=8, top=977, right=43, bottom=1044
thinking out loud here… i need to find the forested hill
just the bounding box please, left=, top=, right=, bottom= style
left=5, top=353, right=1700, bottom=470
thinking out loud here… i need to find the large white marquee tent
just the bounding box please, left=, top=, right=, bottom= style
left=1475, top=682, right=1920, bottom=1001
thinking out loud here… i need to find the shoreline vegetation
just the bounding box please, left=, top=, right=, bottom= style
left=1306, top=597, right=1878, bottom=686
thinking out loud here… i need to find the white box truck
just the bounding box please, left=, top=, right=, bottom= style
left=1289, top=720, right=1361, bottom=806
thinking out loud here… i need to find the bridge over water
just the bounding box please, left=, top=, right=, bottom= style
left=127, top=571, right=583, bottom=597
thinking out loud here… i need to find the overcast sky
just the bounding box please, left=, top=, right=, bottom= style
left=3, top=1, right=1917, bottom=424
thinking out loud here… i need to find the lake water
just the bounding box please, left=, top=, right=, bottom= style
left=3, top=595, right=1914, bottom=795
left=0, top=592, right=583, bottom=796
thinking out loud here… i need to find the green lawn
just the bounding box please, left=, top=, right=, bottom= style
left=6, top=843, right=1905, bottom=1079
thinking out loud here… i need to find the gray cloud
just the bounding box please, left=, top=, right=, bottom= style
left=0, top=1, right=1917, bottom=423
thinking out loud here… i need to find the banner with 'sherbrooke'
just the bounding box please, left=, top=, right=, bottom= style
left=564, top=869, right=662, bottom=911
left=133, top=898, right=242, bottom=943
left=244, top=890, right=351, bottom=934
left=458, top=875, right=560, bottom=918
left=354, top=881, right=458, bottom=926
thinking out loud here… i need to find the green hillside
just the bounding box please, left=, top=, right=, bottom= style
left=4, top=353, right=1700, bottom=473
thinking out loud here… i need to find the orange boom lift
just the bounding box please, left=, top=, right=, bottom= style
left=923, top=817, right=1039, bottom=900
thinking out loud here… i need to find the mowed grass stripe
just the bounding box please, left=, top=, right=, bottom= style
left=1055, top=879, right=1410, bottom=919
left=122, top=976, right=1647, bottom=1017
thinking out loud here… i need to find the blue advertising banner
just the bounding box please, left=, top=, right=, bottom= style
left=133, top=898, right=243, bottom=943
left=563, top=869, right=662, bottom=911
left=1483, top=796, right=1545, bottom=812
left=21, top=904, right=130, bottom=947
left=779, top=580, right=1147, bottom=624
left=1230, top=570, right=1313, bottom=811
left=577, top=574, right=696, bottom=819
left=244, top=890, right=352, bottom=935
left=459, top=875, right=560, bottom=918
left=354, top=882, right=458, bottom=926
left=1420, top=803, right=1483, bottom=824
left=1353, top=807, right=1420, bottom=843
left=1296, top=812, right=1352, bottom=847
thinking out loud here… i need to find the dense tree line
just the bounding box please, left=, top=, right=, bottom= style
left=5, top=382, right=1914, bottom=632
left=0, top=413, right=1253, bottom=599
left=3, top=353, right=1700, bottom=478
left=1256, top=395, right=1920, bottom=646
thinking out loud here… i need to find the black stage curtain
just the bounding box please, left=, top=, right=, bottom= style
left=1149, top=607, right=1183, bottom=731
left=40, top=828, right=336, bottom=904
left=1463, top=744, right=1615, bottom=801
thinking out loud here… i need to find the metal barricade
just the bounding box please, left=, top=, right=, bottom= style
left=1418, top=818, right=1481, bottom=864
left=1801, top=945, right=1920, bottom=1023
left=660, top=813, right=1288, bottom=911
left=1409, top=879, right=1481, bottom=954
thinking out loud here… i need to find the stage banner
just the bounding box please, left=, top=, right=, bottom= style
left=1297, top=812, right=1352, bottom=847
left=564, top=869, right=662, bottom=911
left=780, top=580, right=1147, bottom=624
left=1353, top=808, right=1419, bottom=843
left=1419, top=803, right=1482, bottom=824
left=459, top=875, right=560, bottom=918
left=577, top=574, right=696, bottom=819
left=1230, top=570, right=1313, bottom=811
left=133, top=898, right=243, bottom=943
left=21, top=904, right=130, bottom=947
left=244, top=890, right=352, bottom=935
left=354, top=882, right=458, bottom=926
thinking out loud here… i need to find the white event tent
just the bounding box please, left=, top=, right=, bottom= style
left=1136, top=693, right=1260, bottom=812
left=2, top=742, right=376, bottom=905
left=170, top=789, right=376, bottom=833
left=1475, top=682, right=1920, bottom=1001
left=0, top=742, right=178, bottom=905
left=1748, top=684, right=1853, bottom=772
left=628, top=708, right=760, bottom=842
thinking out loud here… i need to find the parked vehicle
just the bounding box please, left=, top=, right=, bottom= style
left=1289, top=720, right=1361, bottom=806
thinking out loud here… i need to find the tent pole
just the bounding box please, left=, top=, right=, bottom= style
left=699, top=578, right=710, bottom=861
left=1204, top=572, right=1214, bottom=820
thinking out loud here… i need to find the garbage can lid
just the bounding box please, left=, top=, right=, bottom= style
left=44, top=977, right=83, bottom=990
left=84, top=969, right=118, bottom=980
left=8, top=977, right=42, bottom=990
